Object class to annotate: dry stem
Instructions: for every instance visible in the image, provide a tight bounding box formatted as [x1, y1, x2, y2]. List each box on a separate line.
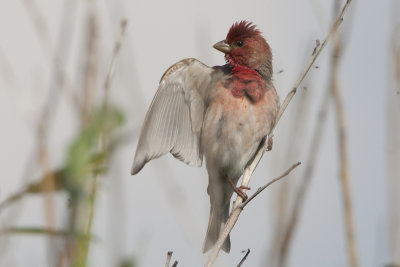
[388, 3, 400, 262]
[237, 249, 251, 267]
[82, 18, 128, 265]
[277, 87, 331, 267]
[275, 1, 356, 266]
[165, 251, 173, 267]
[242, 162, 301, 208]
[330, 1, 358, 264]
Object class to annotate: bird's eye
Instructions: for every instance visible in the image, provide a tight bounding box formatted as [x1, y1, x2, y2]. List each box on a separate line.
[236, 41, 244, 47]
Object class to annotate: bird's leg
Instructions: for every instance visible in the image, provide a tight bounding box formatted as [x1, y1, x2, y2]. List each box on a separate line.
[225, 175, 250, 201]
[267, 134, 274, 151]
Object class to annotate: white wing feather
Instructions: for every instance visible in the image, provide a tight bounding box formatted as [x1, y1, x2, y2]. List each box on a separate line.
[131, 58, 214, 175]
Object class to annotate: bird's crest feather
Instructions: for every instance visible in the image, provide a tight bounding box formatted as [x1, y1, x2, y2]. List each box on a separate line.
[226, 21, 261, 43]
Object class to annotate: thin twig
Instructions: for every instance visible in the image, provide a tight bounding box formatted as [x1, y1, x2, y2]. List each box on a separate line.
[332, 62, 359, 267]
[237, 249, 251, 267]
[81, 9, 99, 125]
[0, 1, 78, 263]
[0, 192, 24, 212]
[103, 18, 128, 108]
[85, 17, 127, 232]
[275, 1, 355, 266]
[277, 86, 331, 267]
[36, 0, 80, 237]
[330, 1, 358, 265]
[204, 1, 353, 265]
[274, 0, 352, 128]
[21, 0, 52, 54]
[270, 53, 314, 266]
[268, 46, 315, 264]
[165, 251, 173, 267]
[0, 48, 17, 88]
[0, 227, 96, 241]
[21, 0, 80, 115]
[68, 7, 100, 266]
[388, 3, 400, 263]
[83, 19, 128, 263]
[241, 162, 301, 208]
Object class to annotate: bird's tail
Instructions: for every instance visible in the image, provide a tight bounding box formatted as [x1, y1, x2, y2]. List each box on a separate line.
[202, 200, 230, 253]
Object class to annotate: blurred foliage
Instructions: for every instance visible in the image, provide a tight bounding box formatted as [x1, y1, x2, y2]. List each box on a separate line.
[64, 105, 124, 200]
[118, 259, 137, 267]
[0, 226, 97, 241]
[66, 106, 124, 180]
[64, 105, 125, 267]
[0, 105, 126, 267]
[0, 105, 125, 212]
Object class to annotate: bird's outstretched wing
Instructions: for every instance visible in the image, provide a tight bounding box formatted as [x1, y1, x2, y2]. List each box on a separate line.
[131, 58, 215, 175]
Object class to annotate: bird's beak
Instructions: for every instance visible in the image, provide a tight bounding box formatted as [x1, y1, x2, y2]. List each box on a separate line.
[213, 40, 231, 53]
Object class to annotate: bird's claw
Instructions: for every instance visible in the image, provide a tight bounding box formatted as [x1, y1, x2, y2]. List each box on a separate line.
[234, 187, 249, 201]
[235, 186, 249, 201]
[226, 176, 250, 201]
[238, 185, 250, 190]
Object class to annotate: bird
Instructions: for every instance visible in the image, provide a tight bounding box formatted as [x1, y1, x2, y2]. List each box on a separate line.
[131, 21, 279, 253]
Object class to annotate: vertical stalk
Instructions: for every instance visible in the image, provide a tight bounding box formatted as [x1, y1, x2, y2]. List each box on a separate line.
[330, 1, 359, 266]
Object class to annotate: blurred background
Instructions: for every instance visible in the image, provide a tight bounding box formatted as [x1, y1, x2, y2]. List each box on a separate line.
[0, 0, 399, 266]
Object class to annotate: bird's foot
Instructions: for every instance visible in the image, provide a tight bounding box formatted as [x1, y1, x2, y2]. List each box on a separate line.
[225, 176, 250, 201]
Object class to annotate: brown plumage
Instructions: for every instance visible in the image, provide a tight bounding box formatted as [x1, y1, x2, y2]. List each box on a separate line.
[131, 21, 279, 253]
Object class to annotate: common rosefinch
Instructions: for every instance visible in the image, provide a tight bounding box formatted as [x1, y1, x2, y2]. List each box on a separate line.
[131, 21, 279, 253]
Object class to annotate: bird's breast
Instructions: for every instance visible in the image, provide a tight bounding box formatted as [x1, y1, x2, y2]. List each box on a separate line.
[201, 81, 278, 178]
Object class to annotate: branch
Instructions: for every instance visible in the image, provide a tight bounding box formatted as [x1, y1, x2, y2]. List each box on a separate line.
[165, 251, 173, 267]
[276, 1, 355, 266]
[86, 18, 128, 231]
[241, 162, 301, 208]
[204, 0, 353, 265]
[274, 0, 352, 128]
[103, 18, 128, 108]
[83, 19, 128, 264]
[237, 249, 251, 267]
[277, 83, 331, 267]
[0, 227, 97, 241]
[330, 1, 358, 265]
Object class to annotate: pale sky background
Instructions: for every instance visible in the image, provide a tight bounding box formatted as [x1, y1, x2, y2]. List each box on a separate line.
[0, 0, 397, 266]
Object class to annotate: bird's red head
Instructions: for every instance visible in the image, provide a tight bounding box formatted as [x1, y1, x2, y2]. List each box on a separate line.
[214, 21, 272, 76]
